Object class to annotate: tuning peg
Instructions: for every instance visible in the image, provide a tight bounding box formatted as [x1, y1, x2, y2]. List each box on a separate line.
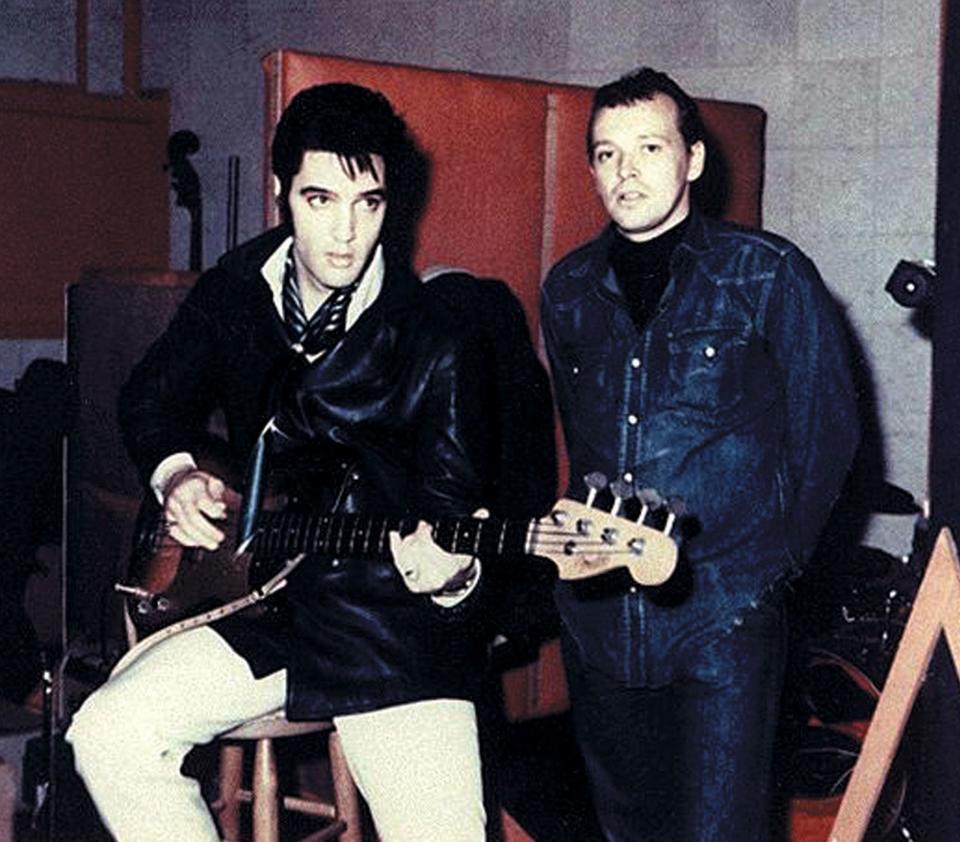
[634, 486, 662, 523]
[609, 477, 634, 517]
[664, 496, 686, 536]
[584, 471, 608, 508]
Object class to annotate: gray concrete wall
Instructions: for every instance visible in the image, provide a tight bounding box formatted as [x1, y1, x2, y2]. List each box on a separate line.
[0, 0, 940, 553]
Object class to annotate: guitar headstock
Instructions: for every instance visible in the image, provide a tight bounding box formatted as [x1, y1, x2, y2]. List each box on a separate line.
[532, 473, 681, 586]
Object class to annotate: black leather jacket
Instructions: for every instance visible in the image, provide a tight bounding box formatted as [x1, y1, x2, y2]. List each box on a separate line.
[119, 226, 555, 718]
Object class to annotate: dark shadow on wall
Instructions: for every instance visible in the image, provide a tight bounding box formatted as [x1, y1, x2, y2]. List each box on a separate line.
[693, 127, 732, 221]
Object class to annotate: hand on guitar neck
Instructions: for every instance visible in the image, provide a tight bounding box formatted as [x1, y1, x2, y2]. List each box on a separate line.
[389, 512, 489, 595]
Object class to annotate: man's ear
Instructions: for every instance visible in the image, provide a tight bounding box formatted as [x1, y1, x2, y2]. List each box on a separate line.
[687, 140, 706, 183]
[272, 175, 282, 198]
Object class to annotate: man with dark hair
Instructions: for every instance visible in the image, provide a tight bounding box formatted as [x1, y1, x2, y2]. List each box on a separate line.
[67, 82, 554, 841]
[540, 67, 859, 840]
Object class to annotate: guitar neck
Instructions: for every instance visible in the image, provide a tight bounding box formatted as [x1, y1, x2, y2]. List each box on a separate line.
[251, 511, 534, 560]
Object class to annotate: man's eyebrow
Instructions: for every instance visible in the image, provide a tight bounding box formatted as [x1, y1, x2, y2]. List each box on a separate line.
[297, 186, 386, 198]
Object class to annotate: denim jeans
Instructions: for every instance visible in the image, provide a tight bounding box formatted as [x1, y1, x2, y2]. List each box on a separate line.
[562, 598, 787, 842]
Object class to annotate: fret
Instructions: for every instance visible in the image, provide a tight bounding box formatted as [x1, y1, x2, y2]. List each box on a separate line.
[451, 518, 462, 554]
[333, 515, 345, 556]
[316, 515, 331, 554]
[317, 515, 333, 553]
[305, 514, 319, 556]
[281, 511, 295, 555]
[362, 516, 373, 555]
[290, 512, 303, 554]
[271, 511, 284, 555]
[377, 518, 389, 555]
[346, 516, 360, 555]
[472, 519, 482, 556]
[497, 519, 508, 556]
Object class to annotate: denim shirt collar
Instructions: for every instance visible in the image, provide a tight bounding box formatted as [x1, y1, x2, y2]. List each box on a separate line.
[595, 205, 713, 304]
[593, 202, 713, 292]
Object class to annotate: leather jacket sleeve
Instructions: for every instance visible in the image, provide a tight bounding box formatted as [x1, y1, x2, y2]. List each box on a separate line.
[118, 270, 227, 487]
[409, 324, 495, 518]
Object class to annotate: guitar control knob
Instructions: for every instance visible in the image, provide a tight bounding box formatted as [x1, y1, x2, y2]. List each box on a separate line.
[154, 597, 171, 613]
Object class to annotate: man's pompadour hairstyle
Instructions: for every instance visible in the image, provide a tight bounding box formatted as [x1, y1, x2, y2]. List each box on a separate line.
[271, 83, 411, 225]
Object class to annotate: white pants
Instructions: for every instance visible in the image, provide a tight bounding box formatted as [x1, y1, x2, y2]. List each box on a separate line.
[66, 627, 485, 841]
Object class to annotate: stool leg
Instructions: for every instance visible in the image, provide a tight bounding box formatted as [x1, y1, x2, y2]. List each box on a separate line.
[252, 737, 280, 842]
[218, 743, 244, 841]
[329, 731, 363, 842]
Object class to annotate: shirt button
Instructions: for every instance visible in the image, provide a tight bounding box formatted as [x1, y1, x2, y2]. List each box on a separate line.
[623, 472, 634, 483]
[629, 586, 638, 594]
[630, 357, 641, 369]
[627, 414, 639, 425]
[704, 345, 717, 359]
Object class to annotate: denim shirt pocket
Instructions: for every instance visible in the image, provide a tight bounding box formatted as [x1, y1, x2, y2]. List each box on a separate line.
[663, 324, 770, 424]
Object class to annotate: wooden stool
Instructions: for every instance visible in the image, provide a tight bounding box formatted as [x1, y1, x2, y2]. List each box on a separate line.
[215, 710, 362, 842]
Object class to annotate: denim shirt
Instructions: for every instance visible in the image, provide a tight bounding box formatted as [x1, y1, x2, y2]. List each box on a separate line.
[540, 210, 859, 686]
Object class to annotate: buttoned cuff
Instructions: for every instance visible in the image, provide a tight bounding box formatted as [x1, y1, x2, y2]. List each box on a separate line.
[150, 452, 197, 503]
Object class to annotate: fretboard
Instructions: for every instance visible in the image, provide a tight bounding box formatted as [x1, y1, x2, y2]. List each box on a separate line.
[251, 511, 535, 560]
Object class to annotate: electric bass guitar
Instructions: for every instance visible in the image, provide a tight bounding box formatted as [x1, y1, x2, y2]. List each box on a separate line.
[118, 476, 683, 640]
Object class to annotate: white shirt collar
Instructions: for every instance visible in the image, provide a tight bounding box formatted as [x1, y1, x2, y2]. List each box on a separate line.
[260, 235, 384, 332]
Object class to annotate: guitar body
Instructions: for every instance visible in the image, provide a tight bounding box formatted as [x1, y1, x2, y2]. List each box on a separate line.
[121, 447, 356, 638]
[124, 497, 262, 637]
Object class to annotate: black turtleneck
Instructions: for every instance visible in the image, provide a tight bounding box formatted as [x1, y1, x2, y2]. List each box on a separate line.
[609, 216, 689, 334]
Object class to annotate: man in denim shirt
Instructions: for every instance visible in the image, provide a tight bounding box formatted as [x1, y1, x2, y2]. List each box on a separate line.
[541, 68, 859, 841]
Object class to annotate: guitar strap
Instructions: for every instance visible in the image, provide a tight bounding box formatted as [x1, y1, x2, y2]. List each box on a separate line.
[111, 553, 307, 679]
